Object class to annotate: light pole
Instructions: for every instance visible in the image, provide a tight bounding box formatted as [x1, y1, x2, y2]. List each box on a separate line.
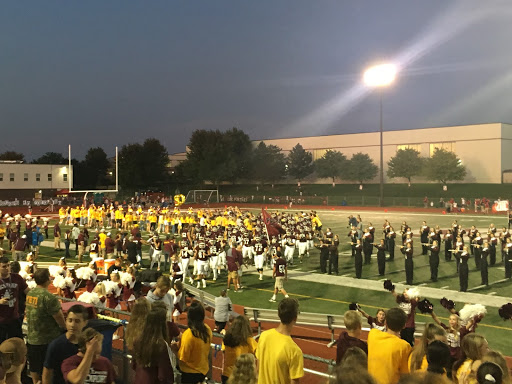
[363, 63, 397, 206]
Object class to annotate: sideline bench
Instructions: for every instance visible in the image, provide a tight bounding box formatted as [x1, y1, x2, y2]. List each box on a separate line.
[183, 283, 217, 314]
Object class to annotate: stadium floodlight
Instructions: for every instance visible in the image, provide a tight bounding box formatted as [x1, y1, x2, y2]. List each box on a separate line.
[363, 63, 397, 206]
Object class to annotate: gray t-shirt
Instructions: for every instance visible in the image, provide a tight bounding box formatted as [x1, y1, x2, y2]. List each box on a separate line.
[214, 296, 232, 322]
[146, 289, 174, 320]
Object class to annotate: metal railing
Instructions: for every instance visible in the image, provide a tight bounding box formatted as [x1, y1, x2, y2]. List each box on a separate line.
[56, 296, 335, 383]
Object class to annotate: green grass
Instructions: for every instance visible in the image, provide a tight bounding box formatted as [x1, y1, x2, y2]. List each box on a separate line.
[34, 210, 512, 355]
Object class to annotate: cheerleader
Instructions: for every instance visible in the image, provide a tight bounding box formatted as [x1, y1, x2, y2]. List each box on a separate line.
[105, 273, 123, 311]
[77, 283, 107, 311]
[121, 267, 136, 311]
[49, 257, 67, 279]
[76, 263, 97, 293]
[53, 271, 75, 299]
[61, 269, 77, 300]
[430, 310, 461, 363]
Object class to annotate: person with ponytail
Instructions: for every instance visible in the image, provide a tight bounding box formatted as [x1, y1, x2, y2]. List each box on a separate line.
[175, 301, 212, 384]
[409, 323, 447, 372]
[476, 362, 503, 384]
[453, 333, 489, 383]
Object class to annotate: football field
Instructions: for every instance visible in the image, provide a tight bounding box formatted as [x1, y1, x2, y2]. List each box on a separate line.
[34, 207, 512, 356]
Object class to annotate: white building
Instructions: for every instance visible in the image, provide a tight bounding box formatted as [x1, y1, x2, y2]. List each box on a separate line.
[0, 162, 72, 199]
[169, 122, 512, 184]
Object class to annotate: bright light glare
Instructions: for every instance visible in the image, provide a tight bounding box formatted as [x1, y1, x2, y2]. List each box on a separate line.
[363, 64, 397, 87]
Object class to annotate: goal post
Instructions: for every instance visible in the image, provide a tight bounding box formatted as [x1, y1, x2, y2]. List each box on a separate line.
[184, 190, 219, 204]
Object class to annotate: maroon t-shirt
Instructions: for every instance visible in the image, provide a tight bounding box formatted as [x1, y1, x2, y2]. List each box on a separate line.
[274, 258, 287, 277]
[0, 273, 28, 324]
[105, 238, 115, 254]
[61, 355, 116, 383]
[226, 248, 239, 272]
[336, 331, 368, 364]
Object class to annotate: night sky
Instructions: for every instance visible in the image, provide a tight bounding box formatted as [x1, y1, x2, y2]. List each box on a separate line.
[2, 1, 512, 160]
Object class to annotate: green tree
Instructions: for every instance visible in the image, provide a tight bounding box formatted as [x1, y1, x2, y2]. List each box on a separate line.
[423, 148, 466, 184]
[344, 153, 378, 185]
[286, 144, 314, 183]
[78, 147, 110, 189]
[251, 142, 287, 185]
[181, 128, 253, 185]
[119, 143, 144, 189]
[31, 152, 67, 164]
[314, 150, 347, 186]
[0, 151, 24, 162]
[387, 148, 424, 186]
[140, 138, 170, 187]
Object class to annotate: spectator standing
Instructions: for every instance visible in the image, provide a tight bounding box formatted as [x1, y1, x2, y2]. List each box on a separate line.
[222, 316, 257, 384]
[61, 328, 116, 384]
[42, 304, 89, 384]
[125, 298, 151, 352]
[367, 307, 411, 384]
[256, 298, 304, 384]
[146, 276, 175, 320]
[0, 256, 28, 344]
[175, 301, 212, 384]
[71, 224, 80, 256]
[53, 222, 61, 251]
[214, 289, 233, 333]
[336, 310, 368, 364]
[132, 306, 173, 384]
[26, 269, 66, 384]
[13, 234, 28, 262]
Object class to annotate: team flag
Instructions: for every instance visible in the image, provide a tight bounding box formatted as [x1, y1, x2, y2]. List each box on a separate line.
[261, 208, 285, 237]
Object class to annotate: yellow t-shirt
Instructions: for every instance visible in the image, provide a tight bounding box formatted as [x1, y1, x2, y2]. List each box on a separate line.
[178, 325, 212, 375]
[222, 337, 258, 378]
[99, 233, 107, 248]
[256, 328, 304, 384]
[368, 328, 411, 384]
[408, 354, 428, 372]
[0, 227, 5, 237]
[456, 359, 478, 384]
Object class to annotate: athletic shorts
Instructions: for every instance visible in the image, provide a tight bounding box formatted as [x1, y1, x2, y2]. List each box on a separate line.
[27, 343, 49, 374]
[228, 271, 238, 279]
[275, 276, 285, 290]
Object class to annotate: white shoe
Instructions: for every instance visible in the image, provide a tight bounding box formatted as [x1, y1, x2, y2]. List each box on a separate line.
[269, 298, 276, 302]
[259, 276, 263, 281]
[203, 283, 206, 288]
[213, 278, 217, 281]
[197, 282, 201, 289]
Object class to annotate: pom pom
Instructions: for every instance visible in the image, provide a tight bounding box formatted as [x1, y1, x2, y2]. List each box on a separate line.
[19, 270, 28, 280]
[498, 303, 512, 320]
[53, 275, 71, 289]
[25, 214, 31, 219]
[76, 267, 94, 280]
[77, 291, 101, 306]
[417, 298, 434, 314]
[405, 287, 420, 300]
[102, 280, 118, 295]
[27, 280, 37, 289]
[383, 280, 395, 292]
[440, 297, 455, 310]
[119, 272, 133, 286]
[459, 304, 487, 323]
[349, 302, 360, 311]
[49, 265, 64, 278]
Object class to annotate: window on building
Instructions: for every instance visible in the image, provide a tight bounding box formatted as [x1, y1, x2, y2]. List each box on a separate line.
[396, 144, 421, 153]
[24, 173, 28, 182]
[312, 149, 328, 161]
[48, 173, 52, 182]
[0, 173, 3, 182]
[63, 174, 68, 182]
[9, 173, 14, 182]
[36, 173, 40, 182]
[429, 142, 455, 157]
